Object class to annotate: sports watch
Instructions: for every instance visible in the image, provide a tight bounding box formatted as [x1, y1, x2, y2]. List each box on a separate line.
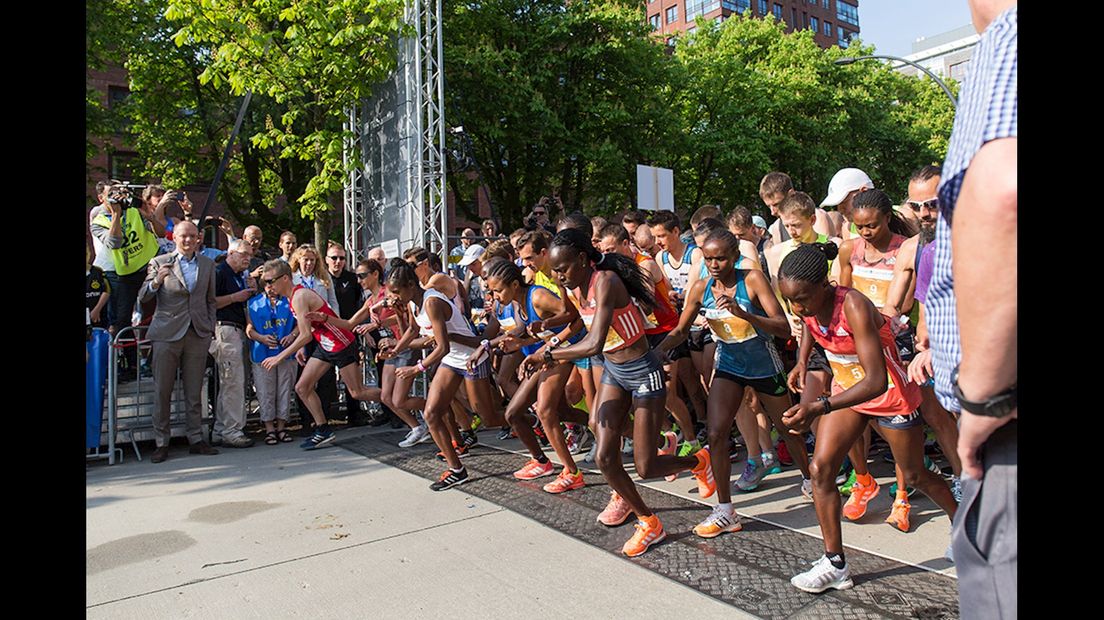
[951, 365, 1017, 418]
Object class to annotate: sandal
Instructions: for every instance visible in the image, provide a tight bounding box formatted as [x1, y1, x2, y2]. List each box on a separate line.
[264, 432, 279, 445]
[277, 430, 294, 443]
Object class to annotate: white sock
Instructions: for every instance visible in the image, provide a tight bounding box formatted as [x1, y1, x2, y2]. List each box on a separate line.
[718, 502, 733, 513]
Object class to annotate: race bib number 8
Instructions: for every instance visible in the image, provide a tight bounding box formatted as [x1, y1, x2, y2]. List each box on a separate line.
[825, 351, 895, 390]
[703, 308, 756, 344]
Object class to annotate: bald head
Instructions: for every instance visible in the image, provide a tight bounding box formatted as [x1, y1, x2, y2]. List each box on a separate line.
[368, 247, 387, 270]
[174, 220, 200, 256]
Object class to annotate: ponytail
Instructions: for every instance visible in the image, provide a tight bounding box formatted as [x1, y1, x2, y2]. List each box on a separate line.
[550, 228, 655, 310]
[853, 189, 913, 237]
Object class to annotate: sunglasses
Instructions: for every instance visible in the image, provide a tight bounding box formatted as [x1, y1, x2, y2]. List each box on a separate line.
[355, 272, 371, 279]
[905, 198, 939, 212]
[327, 255, 346, 261]
[261, 274, 287, 286]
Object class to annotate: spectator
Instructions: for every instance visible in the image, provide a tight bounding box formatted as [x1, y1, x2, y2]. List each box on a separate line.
[459, 244, 487, 312]
[246, 276, 298, 444]
[290, 244, 339, 312]
[326, 241, 368, 426]
[86, 243, 109, 331]
[238, 225, 272, 276]
[481, 219, 501, 241]
[278, 231, 297, 262]
[449, 228, 477, 281]
[368, 246, 388, 273]
[89, 181, 120, 327]
[90, 180, 165, 381]
[210, 238, 257, 448]
[138, 220, 219, 463]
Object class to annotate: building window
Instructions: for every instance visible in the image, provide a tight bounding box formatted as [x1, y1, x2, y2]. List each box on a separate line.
[773, 3, 782, 20]
[666, 6, 678, 24]
[792, 8, 799, 28]
[810, 16, 819, 32]
[109, 151, 140, 182]
[823, 0, 830, 8]
[824, 20, 833, 37]
[836, 1, 859, 27]
[838, 28, 853, 48]
[649, 13, 660, 29]
[729, 0, 750, 13]
[757, 0, 767, 15]
[107, 86, 129, 110]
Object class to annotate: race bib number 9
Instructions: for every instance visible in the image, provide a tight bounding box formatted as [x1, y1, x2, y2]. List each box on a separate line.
[851, 267, 893, 309]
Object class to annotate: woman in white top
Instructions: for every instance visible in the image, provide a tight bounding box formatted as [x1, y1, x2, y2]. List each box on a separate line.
[290, 244, 339, 312]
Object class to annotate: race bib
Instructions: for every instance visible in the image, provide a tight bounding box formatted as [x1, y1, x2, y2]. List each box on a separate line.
[498, 316, 517, 331]
[825, 351, 895, 390]
[581, 313, 624, 351]
[703, 308, 756, 344]
[851, 266, 893, 309]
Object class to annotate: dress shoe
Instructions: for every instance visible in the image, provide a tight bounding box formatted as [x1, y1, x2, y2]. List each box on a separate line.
[189, 442, 219, 455]
[150, 446, 170, 463]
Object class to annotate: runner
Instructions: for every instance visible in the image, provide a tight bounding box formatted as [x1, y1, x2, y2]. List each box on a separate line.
[777, 243, 957, 593]
[258, 259, 382, 450]
[760, 171, 835, 244]
[470, 259, 591, 493]
[819, 167, 876, 242]
[658, 229, 810, 537]
[536, 228, 716, 557]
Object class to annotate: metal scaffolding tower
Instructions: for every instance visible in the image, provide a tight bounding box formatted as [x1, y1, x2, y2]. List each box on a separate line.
[343, 0, 447, 262]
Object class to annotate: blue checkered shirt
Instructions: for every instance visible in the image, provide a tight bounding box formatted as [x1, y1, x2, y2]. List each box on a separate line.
[927, 7, 1017, 412]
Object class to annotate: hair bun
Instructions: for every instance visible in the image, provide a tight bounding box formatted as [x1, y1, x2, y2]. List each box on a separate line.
[816, 242, 839, 261]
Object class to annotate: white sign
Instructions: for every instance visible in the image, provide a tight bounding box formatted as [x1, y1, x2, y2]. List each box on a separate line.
[379, 239, 400, 261]
[636, 164, 674, 212]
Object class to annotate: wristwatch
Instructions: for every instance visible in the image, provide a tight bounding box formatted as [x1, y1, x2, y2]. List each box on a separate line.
[816, 395, 832, 416]
[951, 365, 1017, 418]
[549, 335, 561, 347]
[543, 348, 555, 365]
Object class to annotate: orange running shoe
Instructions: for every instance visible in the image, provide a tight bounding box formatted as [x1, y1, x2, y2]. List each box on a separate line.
[435, 440, 469, 462]
[543, 468, 585, 494]
[597, 492, 633, 526]
[691, 448, 717, 499]
[513, 458, 555, 480]
[659, 431, 680, 482]
[842, 476, 880, 521]
[885, 499, 911, 532]
[693, 505, 743, 538]
[622, 515, 666, 557]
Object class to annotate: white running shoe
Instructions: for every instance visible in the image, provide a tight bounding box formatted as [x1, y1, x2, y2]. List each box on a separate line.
[790, 555, 854, 593]
[399, 424, 430, 448]
[800, 478, 814, 500]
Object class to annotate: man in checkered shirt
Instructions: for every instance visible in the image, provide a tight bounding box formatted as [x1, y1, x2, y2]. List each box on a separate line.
[925, 2, 1016, 617]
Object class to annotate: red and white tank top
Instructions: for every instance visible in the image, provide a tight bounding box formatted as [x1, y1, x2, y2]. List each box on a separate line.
[568, 269, 646, 353]
[291, 285, 356, 353]
[803, 287, 919, 417]
[635, 253, 679, 335]
[849, 234, 905, 310]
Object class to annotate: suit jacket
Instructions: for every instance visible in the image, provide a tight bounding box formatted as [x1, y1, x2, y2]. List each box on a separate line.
[139, 252, 218, 342]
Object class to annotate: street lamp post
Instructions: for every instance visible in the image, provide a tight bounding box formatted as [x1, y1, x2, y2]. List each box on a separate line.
[835, 55, 958, 108]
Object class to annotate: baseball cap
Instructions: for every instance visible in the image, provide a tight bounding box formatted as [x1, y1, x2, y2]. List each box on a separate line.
[458, 244, 486, 267]
[751, 215, 768, 229]
[821, 168, 874, 207]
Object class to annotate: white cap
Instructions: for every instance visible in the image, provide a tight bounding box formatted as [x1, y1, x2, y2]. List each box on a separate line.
[751, 215, 768, 229]
[458, 244, 486, 267]
[821, 168, 874, 207]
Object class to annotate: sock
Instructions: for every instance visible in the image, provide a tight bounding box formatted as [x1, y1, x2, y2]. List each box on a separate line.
[826, 551, 846, 569]
[534, 454, 549, 464]
[718, 502, 733, 513]
[855, 472, 874, 487]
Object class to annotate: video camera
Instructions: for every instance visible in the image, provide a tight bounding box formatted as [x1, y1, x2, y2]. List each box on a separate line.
[105, 182, 146, 211]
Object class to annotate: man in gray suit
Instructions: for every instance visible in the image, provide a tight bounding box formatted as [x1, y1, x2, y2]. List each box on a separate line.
[139, 220, 220, 463]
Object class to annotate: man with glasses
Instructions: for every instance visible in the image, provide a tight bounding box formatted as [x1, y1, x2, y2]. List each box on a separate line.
[326, 241, 369, 426]
[210, 239, 258, 448]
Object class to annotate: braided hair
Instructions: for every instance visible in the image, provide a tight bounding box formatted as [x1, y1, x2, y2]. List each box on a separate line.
[483, 257, 525, 288]
[852, 189, 913, 237]
[550, 228, 655, 310]
[778, 243, 839, 284]
[387, 258, 420, 289]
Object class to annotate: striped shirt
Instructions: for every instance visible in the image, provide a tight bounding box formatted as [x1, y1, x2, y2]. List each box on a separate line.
[927, 7, 1017, 412]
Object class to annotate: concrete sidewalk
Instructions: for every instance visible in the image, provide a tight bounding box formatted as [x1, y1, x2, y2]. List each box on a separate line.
[86, 426, 749, 619]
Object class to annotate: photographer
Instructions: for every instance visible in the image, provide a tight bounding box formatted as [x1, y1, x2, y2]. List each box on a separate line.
[90, 181, 163, 381]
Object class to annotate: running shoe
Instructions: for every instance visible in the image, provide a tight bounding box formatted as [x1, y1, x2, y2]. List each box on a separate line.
[889, 481, 917, 498]
[695, 423, 709, 446]
[776, 439, 794, 466]
[889, 457, 941, 496]
[300, 427, 336, 450]
[461, 429, 479, 450]
[435, 440, 469, 461]
[951, 476, 962, 504]
[790, 555, 853, 593]
[882, 451, 896, 464]
[597, 492, 633, 526]
[533, 419, 550, 447]
[659, 431, 679, 482]
[693, 505, 742, 538]
[677, 440, 702, 458]
[838, 469, 857, 495]
[398, 424, 430, 448]
[885, 499, 911, 532]
[583, 441, 597, 463]
[622, 516, 666, 557]
[691, 448, 717, 498]
[728, 438, 741, 463]
[513, 458, 555, 480]
[470, 413, 483, 432]
[800, 477, 814, 500]
[566, 425, 592, 455]
[763, 451, 782, 475]
[497, 426, 513, 441]
[542, 468, 584, 494]
[842, 477, 879, 521]
[429, 468, 469, 491]
[621, 437, 634, 456]
[735, 458, 766, 492]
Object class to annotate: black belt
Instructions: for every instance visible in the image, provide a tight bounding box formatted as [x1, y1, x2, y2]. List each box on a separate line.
[217, 321, 245, 330]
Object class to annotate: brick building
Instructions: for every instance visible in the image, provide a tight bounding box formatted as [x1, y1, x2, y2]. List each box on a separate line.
[646, 0, 860, 49]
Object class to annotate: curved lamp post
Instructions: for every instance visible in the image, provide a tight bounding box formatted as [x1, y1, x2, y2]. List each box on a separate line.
[835, 55, 958, 108]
